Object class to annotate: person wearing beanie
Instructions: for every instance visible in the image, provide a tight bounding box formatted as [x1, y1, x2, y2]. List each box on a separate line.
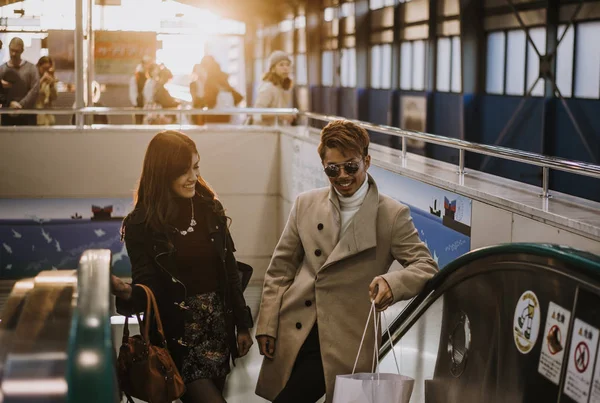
[253, 50, 294, 125]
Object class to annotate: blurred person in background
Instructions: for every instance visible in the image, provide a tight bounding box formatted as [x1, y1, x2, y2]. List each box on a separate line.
[129, 55, 154, 124]
[253, 50, 294, 126]
[189, 55, 243, 125]
[144, 64, 179, 125]
[70, 81, 108, 125]
[0, 40, 6, 108]
[0, 37, 39, 126]
[35, 56, 57, 126]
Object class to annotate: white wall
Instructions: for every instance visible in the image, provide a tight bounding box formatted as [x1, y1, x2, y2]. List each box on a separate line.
[2, 126, 599, 281]
[278, 130, 328, 234]
[0, 127, 281, 282]
[471, 201, 600, 254]
[277, 130, 600, 256]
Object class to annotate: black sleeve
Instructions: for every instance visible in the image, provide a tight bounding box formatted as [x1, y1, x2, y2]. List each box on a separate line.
[156, 87, 179, 108]
[0, 82, 6, 107]
[224, 232, 254, 330]
[214, 199, 253, 330]
[115, 220, 165, 316]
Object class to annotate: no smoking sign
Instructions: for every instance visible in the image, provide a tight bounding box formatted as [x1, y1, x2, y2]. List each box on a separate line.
[564, 318, 599, 403]
[574, 342, 590, 373]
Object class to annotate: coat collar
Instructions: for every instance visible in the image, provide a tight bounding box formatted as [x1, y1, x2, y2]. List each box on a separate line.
[323, 174, 379, 268]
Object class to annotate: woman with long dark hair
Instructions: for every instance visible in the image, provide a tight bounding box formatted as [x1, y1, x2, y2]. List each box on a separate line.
[111, 130, 254, 402]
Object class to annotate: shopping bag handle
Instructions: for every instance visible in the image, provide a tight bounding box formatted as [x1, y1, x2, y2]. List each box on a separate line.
[352, 301, 401, 376]
[381, 308, 401, 374]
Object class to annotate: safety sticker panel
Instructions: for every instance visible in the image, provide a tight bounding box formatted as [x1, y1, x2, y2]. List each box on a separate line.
[538, 301, 571, 385]
[513, 290, 541, 354]
[564, 318, 599, 403]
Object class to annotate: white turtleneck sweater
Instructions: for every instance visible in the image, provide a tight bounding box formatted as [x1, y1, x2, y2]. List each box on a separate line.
[335, 177, 370, 237]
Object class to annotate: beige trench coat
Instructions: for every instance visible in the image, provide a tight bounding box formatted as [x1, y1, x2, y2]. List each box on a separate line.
[253, 81, 292, 125]
[255, 175, 439, 402]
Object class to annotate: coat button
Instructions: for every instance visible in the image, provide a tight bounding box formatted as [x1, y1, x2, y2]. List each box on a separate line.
[296, 322, 302, 330]
[315, 249, 322, 257]
[305, 300, 312, 307]
[171, 277, 177, 283]
[317, 223, 323, 230]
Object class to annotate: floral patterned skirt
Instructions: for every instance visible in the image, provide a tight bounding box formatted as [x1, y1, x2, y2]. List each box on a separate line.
[181, 291, 231, 384]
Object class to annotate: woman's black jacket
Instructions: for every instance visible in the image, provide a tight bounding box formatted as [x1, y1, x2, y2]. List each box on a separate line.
[115, 193, 253, 370]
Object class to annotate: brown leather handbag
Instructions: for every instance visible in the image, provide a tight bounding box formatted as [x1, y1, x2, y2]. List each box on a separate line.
[117, 284, 186, 403]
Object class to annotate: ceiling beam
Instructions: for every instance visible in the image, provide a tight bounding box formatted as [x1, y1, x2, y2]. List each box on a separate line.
[0, 0, 24, 6]
[174, 0, 295, 23]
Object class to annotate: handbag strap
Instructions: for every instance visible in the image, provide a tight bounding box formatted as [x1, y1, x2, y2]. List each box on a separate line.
[135, 284, 168, 345]
[122, 315, 130, 343]
[133, 284, 153, 341]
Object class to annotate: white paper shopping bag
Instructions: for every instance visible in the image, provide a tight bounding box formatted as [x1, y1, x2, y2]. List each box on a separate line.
[333, 373, 414, 403]
[332, 301, 414, 403]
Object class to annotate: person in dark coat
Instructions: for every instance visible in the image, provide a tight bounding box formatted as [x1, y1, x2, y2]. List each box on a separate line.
[110, 130, 254, 403]
[189, 55, 243, 125]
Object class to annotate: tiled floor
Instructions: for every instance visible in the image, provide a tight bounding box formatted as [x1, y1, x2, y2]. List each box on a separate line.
[223, 284, 270, 402]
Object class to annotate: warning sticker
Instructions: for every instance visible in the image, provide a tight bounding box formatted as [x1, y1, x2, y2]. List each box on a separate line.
[564, 318, 599, 403]
[538, 302, 571, 384]
[513, 290, 541, 354]
[590, 345, 600, 403]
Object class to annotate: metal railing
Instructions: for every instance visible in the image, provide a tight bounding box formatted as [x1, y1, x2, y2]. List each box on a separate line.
[1, 107, 599, 198]
[0, 106, 297, 116]
[66, 249, 118, 403]
[302, 112, 600, 199]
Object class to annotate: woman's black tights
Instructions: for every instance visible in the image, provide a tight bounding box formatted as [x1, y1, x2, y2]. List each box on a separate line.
[180, 377, 227, 403]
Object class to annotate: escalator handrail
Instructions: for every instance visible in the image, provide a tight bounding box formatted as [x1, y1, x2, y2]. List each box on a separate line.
[66, 249, 118, 403]
[379, 243, 600, 358]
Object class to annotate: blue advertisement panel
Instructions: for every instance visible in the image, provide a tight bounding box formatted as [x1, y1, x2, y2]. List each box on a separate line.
[0, 198, 133, 279]
[0, 166, 471, 278]
[370, 165, 471, 268]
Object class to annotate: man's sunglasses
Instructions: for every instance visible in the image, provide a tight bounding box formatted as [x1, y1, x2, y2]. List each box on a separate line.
[323, 161, 361, 178]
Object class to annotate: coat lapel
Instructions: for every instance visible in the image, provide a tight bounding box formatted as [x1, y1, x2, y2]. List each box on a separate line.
[321, 175, 379, 269]
[324, 188, 342, 248]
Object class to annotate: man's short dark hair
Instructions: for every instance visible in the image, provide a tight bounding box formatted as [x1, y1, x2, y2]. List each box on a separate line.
[318, 120, 370, 161]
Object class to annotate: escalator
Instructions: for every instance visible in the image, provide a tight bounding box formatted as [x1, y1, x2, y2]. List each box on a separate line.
[0, 250, 118, 403]
[1, 244, 599, 402]
[378, 244, 600, 403]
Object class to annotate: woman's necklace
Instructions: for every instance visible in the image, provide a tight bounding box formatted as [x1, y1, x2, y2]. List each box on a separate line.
[175, 198, 197, 236]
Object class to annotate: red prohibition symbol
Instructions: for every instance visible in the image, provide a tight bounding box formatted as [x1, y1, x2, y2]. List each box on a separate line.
[574, 342, 589, 373]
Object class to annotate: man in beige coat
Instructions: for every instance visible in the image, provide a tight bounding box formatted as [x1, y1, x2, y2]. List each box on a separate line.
[255, 120, 439, 403]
